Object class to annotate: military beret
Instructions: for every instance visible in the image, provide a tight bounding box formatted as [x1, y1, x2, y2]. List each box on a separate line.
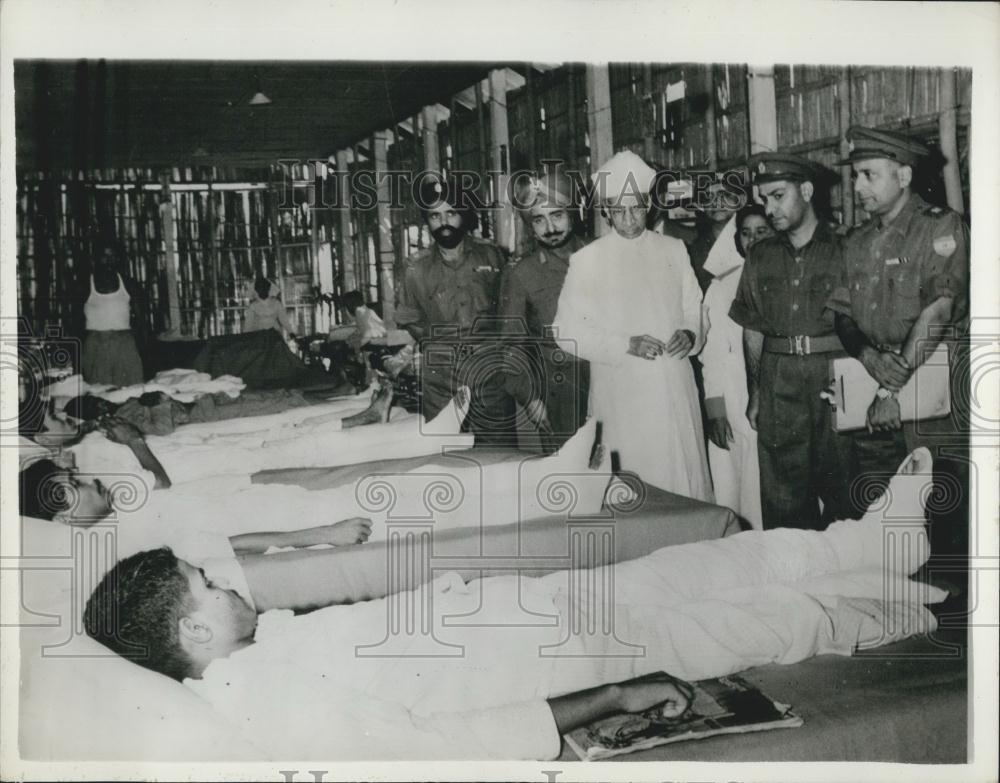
[748, 152, 827, 184]
[838, 125, 930, 166]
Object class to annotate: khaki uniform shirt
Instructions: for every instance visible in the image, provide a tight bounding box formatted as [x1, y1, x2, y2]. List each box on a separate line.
[729, 221, 845, 338]
[826, 193, 969, 348]
[499, 234, 587, 337]
[395, 238, 505, 335]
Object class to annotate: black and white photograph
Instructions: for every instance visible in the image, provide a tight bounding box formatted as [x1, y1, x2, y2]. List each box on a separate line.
[1, 1, 997, 781]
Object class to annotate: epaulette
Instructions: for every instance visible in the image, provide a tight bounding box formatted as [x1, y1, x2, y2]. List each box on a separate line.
[922, 204, 951, 218]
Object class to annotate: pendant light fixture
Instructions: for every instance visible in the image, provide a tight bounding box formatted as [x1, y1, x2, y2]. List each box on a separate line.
[248, 72, 272, 106]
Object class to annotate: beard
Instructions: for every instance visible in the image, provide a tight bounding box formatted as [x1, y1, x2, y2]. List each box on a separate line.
[537, 230, 573, 249]
[432, 225, 466, 249]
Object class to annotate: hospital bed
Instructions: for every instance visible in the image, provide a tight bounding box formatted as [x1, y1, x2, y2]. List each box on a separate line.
[15, 473, 966, 763]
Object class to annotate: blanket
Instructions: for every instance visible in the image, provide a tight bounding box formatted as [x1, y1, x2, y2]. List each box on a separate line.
[192, 329, 346, 392]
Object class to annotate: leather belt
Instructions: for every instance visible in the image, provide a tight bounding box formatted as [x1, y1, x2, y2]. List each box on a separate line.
[762, 334, 843, 356]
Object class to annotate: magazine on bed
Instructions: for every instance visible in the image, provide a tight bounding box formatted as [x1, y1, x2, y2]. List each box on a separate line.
[564, 673, 803, 761]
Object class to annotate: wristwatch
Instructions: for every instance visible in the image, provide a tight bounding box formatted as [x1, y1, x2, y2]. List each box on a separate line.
[875, 386, 897, 400]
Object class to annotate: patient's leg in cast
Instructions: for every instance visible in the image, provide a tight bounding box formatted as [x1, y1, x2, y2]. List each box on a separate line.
[548, 449, 934, 613]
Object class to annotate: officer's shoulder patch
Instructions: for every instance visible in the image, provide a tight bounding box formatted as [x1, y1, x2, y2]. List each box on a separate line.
[933, 234, 957, 257]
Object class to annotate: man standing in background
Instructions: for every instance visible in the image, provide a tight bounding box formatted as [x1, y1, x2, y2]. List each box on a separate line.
[500, 171, 590, 452]
[396, 176, 514, 445]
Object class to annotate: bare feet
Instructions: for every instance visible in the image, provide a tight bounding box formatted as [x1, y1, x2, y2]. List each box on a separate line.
[341, 382, 394, 429]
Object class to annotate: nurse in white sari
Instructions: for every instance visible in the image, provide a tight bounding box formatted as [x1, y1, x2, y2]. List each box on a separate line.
[701, 205, 774, 528]
[552, 151, 711, 500]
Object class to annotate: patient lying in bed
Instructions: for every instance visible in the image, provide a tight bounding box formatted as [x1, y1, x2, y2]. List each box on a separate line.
[68, 382, 471, 486]
[83, 450, 944, 760]
[24, 381, 471, 494]
[20, 413, 609, 556]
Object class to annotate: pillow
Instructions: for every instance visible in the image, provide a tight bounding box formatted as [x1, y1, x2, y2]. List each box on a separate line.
[15, 516, 263, 761]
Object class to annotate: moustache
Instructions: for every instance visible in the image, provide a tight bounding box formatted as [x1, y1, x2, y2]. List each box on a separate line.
[432, 224, 466, 248]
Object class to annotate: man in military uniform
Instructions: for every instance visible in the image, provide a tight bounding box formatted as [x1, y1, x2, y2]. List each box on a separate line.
[499, 172, 589, 452]
[395, 176, 515, 445]
[828, 126, 970, 556]
[729, 153, 856, 530]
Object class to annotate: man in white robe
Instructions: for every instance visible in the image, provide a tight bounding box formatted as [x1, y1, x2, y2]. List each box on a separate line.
[552, 151, 711, 500]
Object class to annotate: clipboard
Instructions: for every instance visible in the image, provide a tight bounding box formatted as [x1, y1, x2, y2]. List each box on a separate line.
[828, 343, 951, 431]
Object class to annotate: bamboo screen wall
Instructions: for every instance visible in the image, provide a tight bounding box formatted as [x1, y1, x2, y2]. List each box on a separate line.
[773, 66, 972, 222]
[606, 63, 751, 172]
[17, 173, 171, 337]
[16, 166, 334, 339]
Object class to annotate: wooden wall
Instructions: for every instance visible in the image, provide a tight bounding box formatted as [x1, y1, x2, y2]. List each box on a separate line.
[16, 63, 973, 337]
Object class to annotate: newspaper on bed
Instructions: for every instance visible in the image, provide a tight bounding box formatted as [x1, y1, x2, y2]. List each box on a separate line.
[564, 673, 803, 761]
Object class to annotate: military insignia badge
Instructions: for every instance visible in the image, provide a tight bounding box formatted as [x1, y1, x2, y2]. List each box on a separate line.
[757, 161, 766, 174]
[847, 139, 855, 153]
[933, 235, 957, 256]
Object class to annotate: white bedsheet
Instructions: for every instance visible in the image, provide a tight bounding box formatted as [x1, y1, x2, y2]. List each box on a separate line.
[16, 450, 944, 762]
[48, 369, 246, 404]
[71, 389, 473, 487]
[187, 492, 944, 759]
[101, 419, 609, 567]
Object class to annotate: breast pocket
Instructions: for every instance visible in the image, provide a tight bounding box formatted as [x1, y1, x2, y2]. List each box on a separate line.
[530, 282, 564, 324]
[808, 274, 838, 320]
[886, 264, 922, 322]
[759, 275, 791, 328]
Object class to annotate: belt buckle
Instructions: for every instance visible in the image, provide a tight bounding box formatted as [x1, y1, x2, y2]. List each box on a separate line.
[792, 335, 810, 356]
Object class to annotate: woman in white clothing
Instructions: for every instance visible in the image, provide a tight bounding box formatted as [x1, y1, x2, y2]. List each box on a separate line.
[701, 204, 774, 528]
